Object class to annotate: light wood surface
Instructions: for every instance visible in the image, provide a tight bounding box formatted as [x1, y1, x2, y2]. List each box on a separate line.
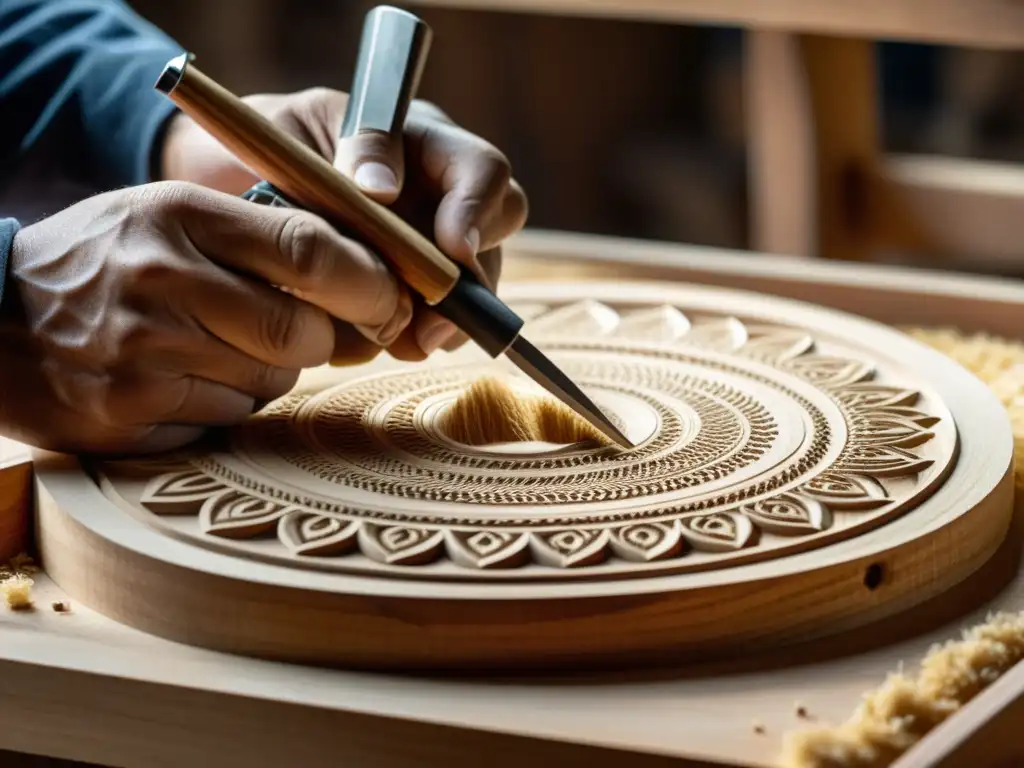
[744, 31, 814, 257]
[4, 234, 1024, 767]
[404, 0, 1024, 50]
[34, 281, 1014, 671]
[0, 437, 31, 563]
[873, 154, 1024, 269]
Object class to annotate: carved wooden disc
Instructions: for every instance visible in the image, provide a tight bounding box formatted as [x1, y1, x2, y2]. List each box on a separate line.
[36, 282, 1015, 671]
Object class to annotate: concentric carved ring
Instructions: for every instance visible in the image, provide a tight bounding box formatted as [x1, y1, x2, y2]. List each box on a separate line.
[94, 297, 958, 582]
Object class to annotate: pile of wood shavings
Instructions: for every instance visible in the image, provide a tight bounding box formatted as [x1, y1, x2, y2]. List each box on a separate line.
[780, 326, 1024, 767]
[0, 552, 37, 610]
[779, 611, 1024, 767]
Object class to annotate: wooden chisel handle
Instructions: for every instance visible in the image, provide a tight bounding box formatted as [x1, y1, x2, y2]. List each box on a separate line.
[155, 53, 460, 306]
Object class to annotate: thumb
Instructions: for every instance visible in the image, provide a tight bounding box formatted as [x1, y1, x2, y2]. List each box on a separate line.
[334, 130, 405, 205]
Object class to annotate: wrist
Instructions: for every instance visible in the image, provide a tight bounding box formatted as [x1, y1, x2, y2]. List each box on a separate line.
[0, 219, 21, 320]
[156, 111, 189, 182]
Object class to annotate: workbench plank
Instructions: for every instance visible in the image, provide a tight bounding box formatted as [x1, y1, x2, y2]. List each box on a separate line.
[405, 0, 1024, 50]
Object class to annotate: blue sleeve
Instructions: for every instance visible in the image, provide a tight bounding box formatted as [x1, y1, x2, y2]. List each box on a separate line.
[0, 217, 19, 313]
[0, 0, 183, 191]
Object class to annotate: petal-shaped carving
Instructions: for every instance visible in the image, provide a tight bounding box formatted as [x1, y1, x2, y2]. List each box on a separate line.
[445, 530, 532, 569]
[787, 356, 874, 387]
[279, 512, 360, 556]
[742, 328, 815, 363]
[800, 472, 891, 511]
[199, 490, 289, 539]
[359, 524, 444, 566]
[140, 470, 228, 515]
[682, 317, 748, 351]
[869, 406, 940, 428]
[740, 493, 832, 536]
[680, 513, 756, 552]
[837, 445, 934, 478]
[610, 521, 685, 562]
[531, 529, 610, 568]
[616, 306, 691, 343]
[853, 416, 935, 449]
[834, 384, 920, 410]
[526, 300, 620, 337]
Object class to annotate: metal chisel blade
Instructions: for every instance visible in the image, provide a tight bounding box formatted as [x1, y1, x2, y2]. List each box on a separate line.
[504, 336, 635, 449]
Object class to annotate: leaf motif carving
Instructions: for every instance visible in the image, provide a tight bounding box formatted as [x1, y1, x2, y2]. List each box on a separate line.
[838, 445, 934, 477]
[679, 513, 756, 552]
[199, 490, 289, 539]
[610, 521, 685, 562]
[445, 530, 532, 569]
[853, 415, 935, 449]
[869, 406, 940, 428]
[616, 306, 691, 342]
[279, 512, 360, 556]
[835, 384, 920, 410]
[525, 300, 620, 337]
[741, 329, 815, 363]
[800, 472, 891, 511]
[531, 529, 610, 568]
[140, 470, 228, 515]
[787, 356, 874, 387]
[740, 493, 832, 536]
[682, 317, 748, 351]
[359, 524, 444, 566]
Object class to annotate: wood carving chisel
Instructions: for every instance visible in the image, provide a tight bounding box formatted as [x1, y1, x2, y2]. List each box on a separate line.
[152, 15, 633, 449]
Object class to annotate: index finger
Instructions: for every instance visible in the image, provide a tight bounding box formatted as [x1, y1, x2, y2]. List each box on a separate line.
[158, 182, 411, 343]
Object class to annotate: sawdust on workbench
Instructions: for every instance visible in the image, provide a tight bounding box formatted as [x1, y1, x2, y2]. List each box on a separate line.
[0, 552, 37, 610]
[779, 327, 1024, 767]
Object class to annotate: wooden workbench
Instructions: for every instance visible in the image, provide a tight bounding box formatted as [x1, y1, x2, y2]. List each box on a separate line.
[2, 231, 1024, 767]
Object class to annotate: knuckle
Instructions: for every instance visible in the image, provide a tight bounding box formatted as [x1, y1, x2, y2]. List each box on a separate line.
[260, 301, 306, 355]
[251, 365, 298, 400]
[118, 252, 179, 292]
[135, 180, 201, 215]
[298, 86, 336, 105]
[506, 182, 530, 228]
[486, 148, 513, 180]
[279, 213, 331, 284]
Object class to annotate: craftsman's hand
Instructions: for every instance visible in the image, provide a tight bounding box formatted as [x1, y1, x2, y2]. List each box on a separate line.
[159, 88, 528, 362]
[0, 182, 411, 454]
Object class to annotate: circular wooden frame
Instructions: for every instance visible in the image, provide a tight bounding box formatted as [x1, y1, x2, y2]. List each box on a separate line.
[36, 281, 1015, 671]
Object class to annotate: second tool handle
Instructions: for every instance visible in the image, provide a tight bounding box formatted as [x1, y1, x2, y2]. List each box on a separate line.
[156, 54, 460, 305]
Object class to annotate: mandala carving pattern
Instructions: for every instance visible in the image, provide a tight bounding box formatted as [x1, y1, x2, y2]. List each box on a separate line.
[93, 300, 955, 581]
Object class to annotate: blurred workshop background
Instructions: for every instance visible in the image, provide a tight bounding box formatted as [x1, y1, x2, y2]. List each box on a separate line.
[128, 0, 1024, 276]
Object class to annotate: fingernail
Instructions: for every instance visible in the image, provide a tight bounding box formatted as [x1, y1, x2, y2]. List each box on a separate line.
[416, 319, 457, 356]
[354, 162, 398, 194]
[376, 290, 413, 346]
[465, 227, 480, 256]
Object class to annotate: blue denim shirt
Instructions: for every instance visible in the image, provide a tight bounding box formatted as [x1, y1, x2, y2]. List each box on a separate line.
[0, 0, 181, 312]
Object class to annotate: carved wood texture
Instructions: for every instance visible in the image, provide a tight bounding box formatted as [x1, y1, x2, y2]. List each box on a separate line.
[93, 296, 956, 580]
